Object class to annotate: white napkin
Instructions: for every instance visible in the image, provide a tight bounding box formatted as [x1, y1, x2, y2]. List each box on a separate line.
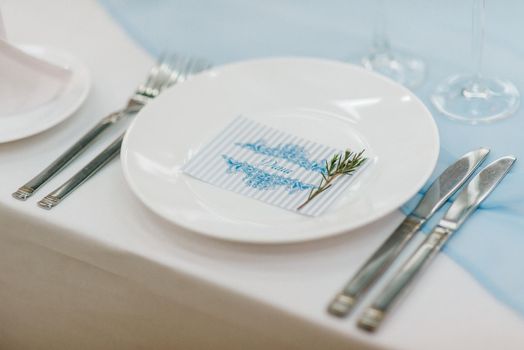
[0, 10, 72, 116]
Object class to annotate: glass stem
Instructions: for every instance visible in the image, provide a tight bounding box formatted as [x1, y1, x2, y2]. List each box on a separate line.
[471, 0, 485, 90]
[372, 0, 390, 54]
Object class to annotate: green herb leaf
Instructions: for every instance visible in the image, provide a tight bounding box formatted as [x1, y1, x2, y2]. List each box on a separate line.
[297, 149, 366, 211]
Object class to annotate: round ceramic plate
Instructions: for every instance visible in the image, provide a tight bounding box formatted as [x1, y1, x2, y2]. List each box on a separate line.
[0, 45, 90, 143]
[121, 58, 439, 244]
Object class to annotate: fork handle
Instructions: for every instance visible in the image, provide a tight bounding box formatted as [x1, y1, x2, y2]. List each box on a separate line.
[12, 111, 125, 200]
[37, 133, 124, 209]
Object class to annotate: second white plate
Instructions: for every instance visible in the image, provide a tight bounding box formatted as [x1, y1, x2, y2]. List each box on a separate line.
[121, 57, 439, 243]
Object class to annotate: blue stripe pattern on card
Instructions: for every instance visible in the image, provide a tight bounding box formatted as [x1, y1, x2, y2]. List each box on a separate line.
[182, 116, 364, 216]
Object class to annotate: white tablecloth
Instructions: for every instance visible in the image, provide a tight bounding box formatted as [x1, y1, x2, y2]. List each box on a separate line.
[1, 1, 523, 349]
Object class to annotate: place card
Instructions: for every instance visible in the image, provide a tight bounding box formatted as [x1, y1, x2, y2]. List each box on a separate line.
[182, 116, 366, 216]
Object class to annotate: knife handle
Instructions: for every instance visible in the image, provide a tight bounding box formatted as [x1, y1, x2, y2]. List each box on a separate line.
[327, 214, 424, 317]
[357, 225, 451, 332]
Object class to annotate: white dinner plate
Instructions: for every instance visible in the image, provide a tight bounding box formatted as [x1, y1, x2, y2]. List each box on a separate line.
[0, 45, 90, 143]
[121, 57, 439, 244]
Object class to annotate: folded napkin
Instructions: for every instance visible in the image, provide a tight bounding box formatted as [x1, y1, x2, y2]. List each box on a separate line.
[0, 10, 71, 116]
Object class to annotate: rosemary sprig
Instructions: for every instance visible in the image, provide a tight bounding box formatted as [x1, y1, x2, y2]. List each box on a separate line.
[297, 149, 366, 211]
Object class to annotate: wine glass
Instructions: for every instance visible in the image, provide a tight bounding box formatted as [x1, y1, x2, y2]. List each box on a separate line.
[361, 0, 426, 88]
[431, 0, 519, 124]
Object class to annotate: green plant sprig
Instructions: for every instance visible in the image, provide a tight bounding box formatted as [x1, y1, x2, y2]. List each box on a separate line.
[297, 149, 366, 211]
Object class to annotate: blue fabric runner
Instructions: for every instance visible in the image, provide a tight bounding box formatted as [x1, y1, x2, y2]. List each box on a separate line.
[98, 0, 524, 316]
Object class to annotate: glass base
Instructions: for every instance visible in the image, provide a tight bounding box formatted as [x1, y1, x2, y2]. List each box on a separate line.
[431, 75, 520, 124]
[361, 50, 426, 89]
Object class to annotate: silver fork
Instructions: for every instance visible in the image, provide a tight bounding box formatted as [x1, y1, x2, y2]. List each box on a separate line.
[12, 54, 199, 201]
[37, 57, 210, 209]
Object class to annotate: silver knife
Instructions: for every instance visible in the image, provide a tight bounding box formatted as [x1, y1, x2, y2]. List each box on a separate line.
[358, 155, 516, 332]
[327, 148, 490, 317]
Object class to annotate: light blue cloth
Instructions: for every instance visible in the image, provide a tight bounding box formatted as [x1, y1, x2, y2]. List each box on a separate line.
[98, 0, 524, 316]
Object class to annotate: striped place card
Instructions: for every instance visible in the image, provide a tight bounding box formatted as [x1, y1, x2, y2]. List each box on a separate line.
[182, 116, 365, 216]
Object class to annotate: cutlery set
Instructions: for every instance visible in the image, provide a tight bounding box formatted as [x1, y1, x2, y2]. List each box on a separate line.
[12, 55, 210, 208]
[10, 53, 515, 332]
[327, 148, 515, 331]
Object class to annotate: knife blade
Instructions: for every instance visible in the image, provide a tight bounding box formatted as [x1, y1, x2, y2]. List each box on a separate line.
[358, 156, 516, 332]
[327, 147, 490, 317]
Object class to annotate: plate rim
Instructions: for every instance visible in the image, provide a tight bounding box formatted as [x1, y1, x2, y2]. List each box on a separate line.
[121, 56, 440, 244]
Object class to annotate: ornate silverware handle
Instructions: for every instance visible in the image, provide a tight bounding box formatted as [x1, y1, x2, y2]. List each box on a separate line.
[327, 148, 490, 318]
[12, 111, 124, 200]
[328, 214, 423, 317]
[37, 133, 124, 209]
[358, 225, 450, 332]
[357, 156, 515, 333]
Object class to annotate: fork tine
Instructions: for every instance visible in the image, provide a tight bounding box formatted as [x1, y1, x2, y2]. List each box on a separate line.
[141, 53, 210, 94]
[141, 52, 183, 96]
[162, 55, 186, 87]
[153, 58, 176, 92]
[141, 53, 169, 90]
[178, 57, 195, 82]
[165, 55, 210, 88]
[193, 58, 212, 72]
[140, 53, 211, 97]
